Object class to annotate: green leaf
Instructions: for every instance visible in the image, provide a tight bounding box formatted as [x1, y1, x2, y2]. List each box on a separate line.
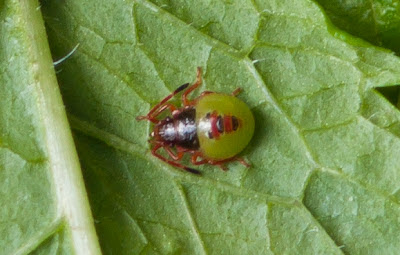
[0, 0, 100, 254]
[316, 0, 400, 54]
[39, 0, 400, 254]
[314, 0, 400, 108]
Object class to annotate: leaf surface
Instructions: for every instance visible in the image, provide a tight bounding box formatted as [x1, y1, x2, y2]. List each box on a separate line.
[0, 0, 100, 254]
[315, 0, 400, 54]
[314, 0, 400, 109]
[41, 0, 400, 254]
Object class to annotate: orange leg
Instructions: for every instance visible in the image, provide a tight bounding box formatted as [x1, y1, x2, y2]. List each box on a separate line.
[151, 143, 200, 175]
[235, 157, 251, 167]
[163, 146, 184, 161]
[207, 157, 251, 171]
[191, 152, 208, 165]
[189, 91, 215, 106]
[176, 145, 192, 153]
[136, 103, 177, 123]
[200, 91, 214, 97]
[136, 83, 189, 123]
[182, 67, 202, 106]
[191, 151, 251, 171]
[231, 88, 242, 97]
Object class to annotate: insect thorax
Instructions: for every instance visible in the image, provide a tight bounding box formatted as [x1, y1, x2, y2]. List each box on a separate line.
[157, 107, 199, 149]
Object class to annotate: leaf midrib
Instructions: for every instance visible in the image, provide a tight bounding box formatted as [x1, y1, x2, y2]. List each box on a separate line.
[19, 0, 101, 253]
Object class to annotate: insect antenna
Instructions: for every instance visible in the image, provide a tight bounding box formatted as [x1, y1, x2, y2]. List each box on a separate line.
[146, 83, 189, 116]
[136, 83, 189, 121]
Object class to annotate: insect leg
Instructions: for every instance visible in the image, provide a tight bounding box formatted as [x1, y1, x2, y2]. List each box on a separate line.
[136, 104, 177, 123]
[182, 67, 202, 106]
[151, 144, 200, 175]
[190, 152, 208, 165]
[235, 157, 251, 167]
[136, 83, 189, 122]
[207, 157, 250, 171]
[163, 146, 184, 161]
[231, 88, 242, 97]
[200, 91, 214, 97]
[190, 152, 229, 170]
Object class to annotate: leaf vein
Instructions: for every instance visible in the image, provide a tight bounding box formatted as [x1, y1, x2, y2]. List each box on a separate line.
[12, 218, 64, 255]
[176, 183, 208, 255]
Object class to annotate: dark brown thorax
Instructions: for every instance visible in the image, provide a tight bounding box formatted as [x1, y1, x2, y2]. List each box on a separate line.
[152, 107, 199, 149]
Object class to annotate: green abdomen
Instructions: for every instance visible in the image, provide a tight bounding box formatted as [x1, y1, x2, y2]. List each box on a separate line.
[195, 93, 255, 161]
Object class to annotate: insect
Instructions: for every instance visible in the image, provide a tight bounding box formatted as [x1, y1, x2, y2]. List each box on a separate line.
[136, 67, 255, 174]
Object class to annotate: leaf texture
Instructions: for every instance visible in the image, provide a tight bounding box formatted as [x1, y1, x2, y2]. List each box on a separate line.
[0, 0, 100, 254]
[316, 0, 400, 54]
[39, 0, 400, 254]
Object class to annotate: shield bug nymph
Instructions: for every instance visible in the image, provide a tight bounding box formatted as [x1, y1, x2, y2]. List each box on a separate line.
[136, 67, 255, 174]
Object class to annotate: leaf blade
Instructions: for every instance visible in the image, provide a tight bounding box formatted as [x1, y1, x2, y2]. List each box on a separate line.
[0, 0, 101, 253]
[41, 0, 400, 254]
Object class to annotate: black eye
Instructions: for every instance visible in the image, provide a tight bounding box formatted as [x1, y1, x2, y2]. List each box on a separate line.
[232, 116, 239, 131]
[216, 116, 224, 133]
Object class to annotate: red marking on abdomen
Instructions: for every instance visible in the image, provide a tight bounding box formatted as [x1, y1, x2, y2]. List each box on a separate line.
[210, 114, 220, 139]
[207, 112, 241, 139]
[224, 116, 233, 133]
